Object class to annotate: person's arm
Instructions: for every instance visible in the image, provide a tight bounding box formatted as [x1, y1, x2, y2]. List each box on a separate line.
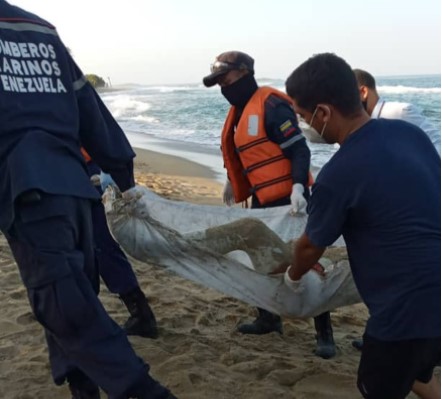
[284, 177, 348, 288]
[265, 95, 311, 213]
[66, 51, 135, 191]
[265, 95, 311, 187]
[287, 233, 325, 280]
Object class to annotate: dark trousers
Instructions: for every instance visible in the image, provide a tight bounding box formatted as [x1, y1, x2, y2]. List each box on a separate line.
[5, 193, 165, 398]
[91, 187, 139, 295]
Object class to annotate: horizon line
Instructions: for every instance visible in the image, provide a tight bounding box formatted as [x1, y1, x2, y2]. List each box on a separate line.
[105, 73, 441, 88]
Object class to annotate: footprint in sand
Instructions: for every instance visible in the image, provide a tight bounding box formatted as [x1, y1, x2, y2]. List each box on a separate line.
[9, 287, 26, 300]
[17, 311, 36, 326]
[0, 343, 19, 360]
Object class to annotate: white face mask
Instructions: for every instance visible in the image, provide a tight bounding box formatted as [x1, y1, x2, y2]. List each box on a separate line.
[298, 107, 328, 144]
[299, 122, 327, 144]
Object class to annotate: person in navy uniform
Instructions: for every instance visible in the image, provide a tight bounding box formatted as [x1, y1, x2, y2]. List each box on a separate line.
[202, 51, 336, 359]
[0, 1, 177, 398]
[84, 154, 158, 339]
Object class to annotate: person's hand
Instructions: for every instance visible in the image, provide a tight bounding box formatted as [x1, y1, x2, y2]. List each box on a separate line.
[283, 263, 325, 292]
[121, 186, 143, 201]
[310, 262, 325, 277]
[100, 172, 117, 192]
[284, 266, 303, 292]
[290, 183, 307, 215]
[222, 179, 235, 206]
[268, 262, 291, 275]
[90, 174, 101, 186]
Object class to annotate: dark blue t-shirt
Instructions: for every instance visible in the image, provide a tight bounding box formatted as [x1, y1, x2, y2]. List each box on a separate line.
[306, 118, 440, 340]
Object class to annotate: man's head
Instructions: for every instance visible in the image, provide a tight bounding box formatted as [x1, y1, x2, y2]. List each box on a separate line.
[285, 53, 367, 144]
[203, 51, 254, 88]
[353, 68, 379, 115]
[203, 51, 258, 107]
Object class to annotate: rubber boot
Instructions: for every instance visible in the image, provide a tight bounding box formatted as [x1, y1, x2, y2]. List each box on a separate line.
[120, 287, 158, 339]
[313, 311, 336, 359]
[67, 370, 101, 399]
[237, 308, 283, 335]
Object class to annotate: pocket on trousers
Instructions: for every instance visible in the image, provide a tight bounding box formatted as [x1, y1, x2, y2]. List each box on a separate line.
[28, 251, 97, 337]
[16, 192, 66, 224]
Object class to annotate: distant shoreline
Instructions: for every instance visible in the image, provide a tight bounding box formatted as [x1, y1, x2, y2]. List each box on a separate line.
[104, 73, 441, 88]
[125, 130, 226, 183]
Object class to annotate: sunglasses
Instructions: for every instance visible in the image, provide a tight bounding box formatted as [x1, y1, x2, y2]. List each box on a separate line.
[210, 60, 246, 74]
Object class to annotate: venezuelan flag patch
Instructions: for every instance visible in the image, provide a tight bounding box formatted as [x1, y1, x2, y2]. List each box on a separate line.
[279, 119, 297, 137]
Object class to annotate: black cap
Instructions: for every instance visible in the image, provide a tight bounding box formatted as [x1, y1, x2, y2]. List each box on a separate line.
[203, 51, 254, 87]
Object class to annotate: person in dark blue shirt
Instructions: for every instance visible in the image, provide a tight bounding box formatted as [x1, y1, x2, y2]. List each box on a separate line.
[284, 53, 440, 399]
[0, 2, 177, 398]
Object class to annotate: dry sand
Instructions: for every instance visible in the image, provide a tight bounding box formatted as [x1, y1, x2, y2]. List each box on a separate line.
[0, 147, 425, 399]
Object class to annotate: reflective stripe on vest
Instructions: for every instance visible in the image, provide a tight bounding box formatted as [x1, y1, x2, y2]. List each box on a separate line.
[221, 87, 294, 205]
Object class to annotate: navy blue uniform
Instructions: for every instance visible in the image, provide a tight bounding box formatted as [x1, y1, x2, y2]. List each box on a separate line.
[0, 2, 168, 398]
[87, 162, 139, 295]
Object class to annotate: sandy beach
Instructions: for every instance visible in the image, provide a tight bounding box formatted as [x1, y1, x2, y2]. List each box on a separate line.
[0, 146, 426, 399]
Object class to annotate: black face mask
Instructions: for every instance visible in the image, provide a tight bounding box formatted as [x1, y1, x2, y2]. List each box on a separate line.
[221, 73, 258, 108]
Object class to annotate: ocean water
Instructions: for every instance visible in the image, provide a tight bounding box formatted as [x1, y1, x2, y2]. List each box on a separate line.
[99, 75, 441, 178]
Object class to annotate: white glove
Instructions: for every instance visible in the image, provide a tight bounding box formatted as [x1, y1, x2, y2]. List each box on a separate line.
[222, 179, 235, 206]
[284, 266, 304, 293]
[290, 183, 307, 215]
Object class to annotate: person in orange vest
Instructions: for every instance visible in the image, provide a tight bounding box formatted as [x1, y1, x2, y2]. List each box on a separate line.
[203, 51, 336, 359]
[81, 148, 158, 339]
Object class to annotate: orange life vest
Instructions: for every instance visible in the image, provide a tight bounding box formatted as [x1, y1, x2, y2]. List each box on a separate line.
[81, 147, 92, 163]
[221, 86, 312, 205]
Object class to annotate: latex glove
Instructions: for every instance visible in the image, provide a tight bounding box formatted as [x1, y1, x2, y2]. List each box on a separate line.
[284, 265, 324, 294]
[284, 266, 303, 293]
[100, 172, 117, 192]
[290, 183, 307, 215]
[222, 179, 235, 206]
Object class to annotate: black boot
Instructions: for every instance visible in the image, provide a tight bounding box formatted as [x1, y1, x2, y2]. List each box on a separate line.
[237, 308, 283, 335]
[313, 311, 336, 359]
[120, 287, 158, 339]
[67, 370, 100, 399]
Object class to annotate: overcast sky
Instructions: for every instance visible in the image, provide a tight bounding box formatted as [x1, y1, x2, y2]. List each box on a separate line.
[10, 0, 441, 85]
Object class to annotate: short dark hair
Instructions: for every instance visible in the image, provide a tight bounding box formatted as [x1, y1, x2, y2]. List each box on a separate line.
[285, 53, 361, 116]
[353, 69, 377, 90]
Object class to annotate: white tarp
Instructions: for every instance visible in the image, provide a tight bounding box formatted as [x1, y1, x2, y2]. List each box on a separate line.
[104, 186, 361, 318]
